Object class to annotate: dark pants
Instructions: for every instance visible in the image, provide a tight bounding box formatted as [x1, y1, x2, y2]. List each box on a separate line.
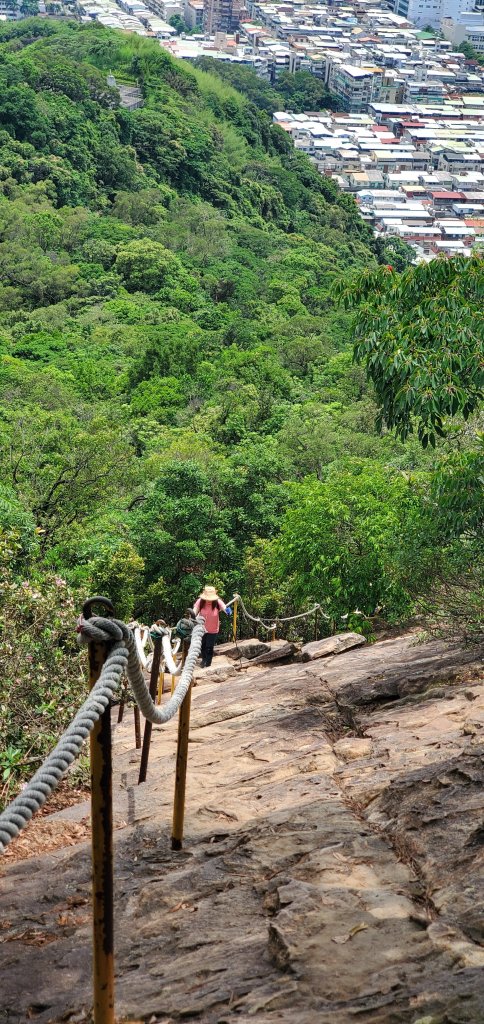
[201, 632, 217, 667]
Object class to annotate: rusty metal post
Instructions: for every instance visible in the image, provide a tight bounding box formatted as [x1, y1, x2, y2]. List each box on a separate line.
[138, 636, 163, 785]
[232, 597, 238, 643]
[314, 609, 319, 642]
[171, 641, 190, 851]
[83, 596, 115, 1024]
[133, 705, 141, 749]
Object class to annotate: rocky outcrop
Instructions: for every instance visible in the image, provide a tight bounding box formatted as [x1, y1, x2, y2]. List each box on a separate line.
[250, 639, 298, 664]
[0, 635, 482, 1024]
[214, 638, 271, 660]
[301, 631, 366, 661]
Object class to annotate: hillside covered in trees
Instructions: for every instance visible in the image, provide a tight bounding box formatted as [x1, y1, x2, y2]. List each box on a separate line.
[0, 19, 481, 801]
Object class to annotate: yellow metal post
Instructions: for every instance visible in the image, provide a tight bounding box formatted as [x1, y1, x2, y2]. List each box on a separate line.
[84, 596, 115, 1024]
[171, 635, 186, 693]
[138, 635, 163, 786]
[157, 669, 165, 703]
[232, 597, 238, 643]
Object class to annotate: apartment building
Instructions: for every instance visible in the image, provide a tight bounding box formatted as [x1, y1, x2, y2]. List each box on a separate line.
[393, 0, 474, 29]
[328, 63, 375, 112]
[184, 0, 203, 26]
[0, 0, 20, 16]
[442, 10, 484, 50]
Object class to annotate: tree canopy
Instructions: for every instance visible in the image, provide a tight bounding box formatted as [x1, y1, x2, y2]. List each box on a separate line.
[341, 257, 484, 446]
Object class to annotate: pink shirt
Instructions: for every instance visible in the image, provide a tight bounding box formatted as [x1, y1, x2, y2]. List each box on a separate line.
[193, 598, 226, 634]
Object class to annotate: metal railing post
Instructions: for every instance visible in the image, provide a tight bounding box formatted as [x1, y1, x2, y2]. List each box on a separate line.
[133, 705, 141, 749]
[157, 668, 165, 703]
[171, 640, 190, 851]
[232, 596, 238, 643]
[138, 635, 163, 785]
[84, 596, 115, 1024]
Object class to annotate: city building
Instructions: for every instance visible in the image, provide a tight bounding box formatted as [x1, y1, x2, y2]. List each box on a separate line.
[0, 0, 21, 17]
[184, 0, 204, 27]
[442, 10, 484, 50]
[393, 0, 474, 29]
[203, 0, 240, 33]
[275, 98, 484, 259]
[328, 63, 375, 112]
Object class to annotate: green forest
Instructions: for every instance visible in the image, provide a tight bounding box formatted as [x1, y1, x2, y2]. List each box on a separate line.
[0, 19, 481, 802]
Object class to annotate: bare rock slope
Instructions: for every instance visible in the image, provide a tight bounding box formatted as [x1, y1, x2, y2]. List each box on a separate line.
[1, 635, 483, 1024]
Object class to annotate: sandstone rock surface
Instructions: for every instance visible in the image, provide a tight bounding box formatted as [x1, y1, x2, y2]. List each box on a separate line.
[333, 736, 373, 760]
[250, 639, 297, 664]
[0, 635, 482, 1024]
[301, 630, 366, 661]
[214, 637, 271, 660]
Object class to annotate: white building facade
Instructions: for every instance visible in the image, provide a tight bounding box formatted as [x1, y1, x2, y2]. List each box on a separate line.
[393, 0, 474, 28]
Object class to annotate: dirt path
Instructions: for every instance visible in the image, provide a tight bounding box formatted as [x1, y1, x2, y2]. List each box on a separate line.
[0, 637, 483, 1024]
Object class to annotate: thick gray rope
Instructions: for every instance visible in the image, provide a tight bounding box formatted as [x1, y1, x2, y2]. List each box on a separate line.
[0, 615, 204, 854]
[0, 630, 128, 853]
[123, 617, 204, 724]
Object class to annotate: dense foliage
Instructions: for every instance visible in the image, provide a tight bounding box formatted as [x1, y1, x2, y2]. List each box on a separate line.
[341, 258, 483, 447]
[0, 21, 481, 802]
[194, 61, 337, 114]
[459, 41, 484, 67]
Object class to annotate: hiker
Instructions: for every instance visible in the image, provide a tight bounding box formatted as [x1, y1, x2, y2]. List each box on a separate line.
[193, 585, 232, 668]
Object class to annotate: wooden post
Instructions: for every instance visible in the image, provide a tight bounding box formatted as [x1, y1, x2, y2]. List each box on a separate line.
[232, 597, 238, 643]
[314, 609, 319, 642]
[157, 669, 165, 703]
[138, 636, 163, 785]
[133, 705, 141, 749]
[83, 596, 115, 1024]
[171, 641, 190, 851]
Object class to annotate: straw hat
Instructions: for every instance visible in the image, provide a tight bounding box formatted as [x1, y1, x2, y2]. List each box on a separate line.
[200, 585, 219, 601]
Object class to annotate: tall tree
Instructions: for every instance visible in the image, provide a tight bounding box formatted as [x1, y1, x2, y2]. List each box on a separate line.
[340, 256, 484, 447]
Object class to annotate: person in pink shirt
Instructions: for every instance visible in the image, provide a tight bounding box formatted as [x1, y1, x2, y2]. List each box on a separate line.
[193, 585, 232, 668]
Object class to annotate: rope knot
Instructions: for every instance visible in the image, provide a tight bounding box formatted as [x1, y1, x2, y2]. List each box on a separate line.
[77, 615, 126, 646]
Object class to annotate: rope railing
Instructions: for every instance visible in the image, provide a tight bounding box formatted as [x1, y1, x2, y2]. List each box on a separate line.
[234, 592, 330, 631]
[0, 590, 367, 1024]
[232, 593, 364, 634]
[0, 593, 366, 855]
[0, 636, 127, 854]
[0, 613, 204, 856]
